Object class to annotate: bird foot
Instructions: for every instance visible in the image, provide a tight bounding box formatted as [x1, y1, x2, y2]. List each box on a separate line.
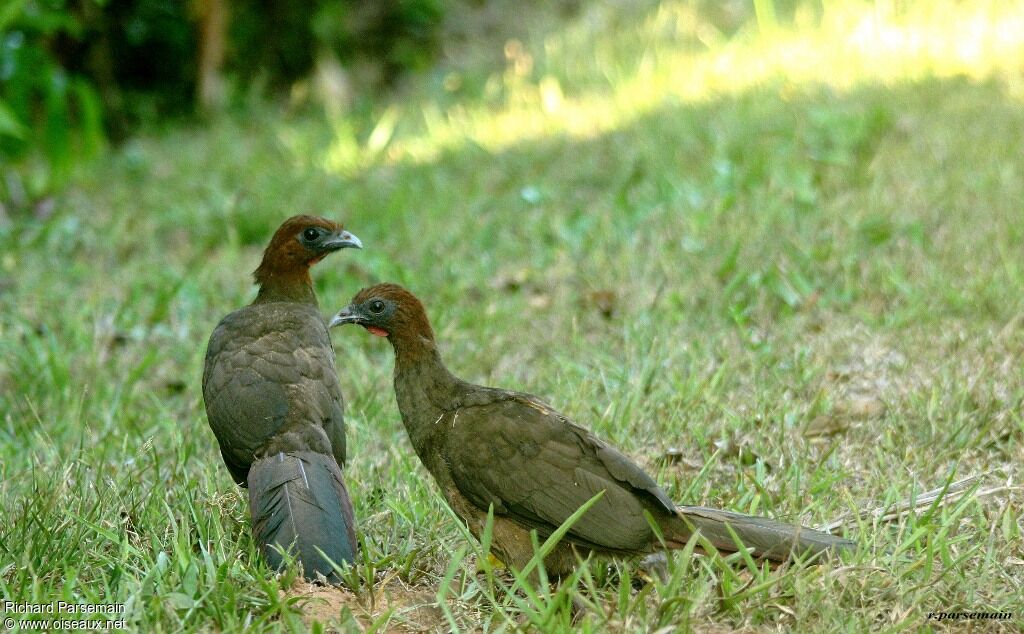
[639, 552, 671, 584]
[474, 552, 506, 573]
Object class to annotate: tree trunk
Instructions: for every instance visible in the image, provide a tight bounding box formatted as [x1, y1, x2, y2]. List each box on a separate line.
[196, 0, 229, 111]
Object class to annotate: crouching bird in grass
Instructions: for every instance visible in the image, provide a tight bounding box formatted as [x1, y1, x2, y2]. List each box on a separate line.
[202, 215, 361, 582]
[330, 283, 855, 577]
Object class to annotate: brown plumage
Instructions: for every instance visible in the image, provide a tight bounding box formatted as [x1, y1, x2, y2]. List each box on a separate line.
[330, 283, 855, 576]
[203, 215, 361, 581]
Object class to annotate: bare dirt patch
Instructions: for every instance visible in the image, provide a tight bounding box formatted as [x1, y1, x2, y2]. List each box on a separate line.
[288, 578, 447, 632]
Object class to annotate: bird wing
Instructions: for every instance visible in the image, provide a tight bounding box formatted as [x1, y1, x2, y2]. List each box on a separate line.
[442, 392, 676, 553]
[203, 303, 346, 482]
[321, 339, 347, 467]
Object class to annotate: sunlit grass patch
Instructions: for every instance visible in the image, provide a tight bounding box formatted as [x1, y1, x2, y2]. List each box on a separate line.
[312, 0, 1024, 173]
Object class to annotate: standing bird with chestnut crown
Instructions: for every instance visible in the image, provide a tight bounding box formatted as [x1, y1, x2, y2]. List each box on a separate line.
[203, 215, 361, 582]
[330, 284, 855, 576]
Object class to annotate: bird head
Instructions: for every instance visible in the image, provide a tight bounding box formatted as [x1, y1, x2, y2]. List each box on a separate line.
[253, 215, 361, 287]
[329, 283, 434, 342]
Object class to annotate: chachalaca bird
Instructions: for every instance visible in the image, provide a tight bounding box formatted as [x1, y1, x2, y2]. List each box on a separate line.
[203, 215, 361, 582]
[330, 283, 855, 576]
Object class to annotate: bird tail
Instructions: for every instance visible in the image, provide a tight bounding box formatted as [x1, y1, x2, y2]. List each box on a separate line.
[666, 506, 854, 562]
[247, 451, 357, 582]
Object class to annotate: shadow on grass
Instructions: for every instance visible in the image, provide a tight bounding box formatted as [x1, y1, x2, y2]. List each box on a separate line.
[312, 75, 1022, 329]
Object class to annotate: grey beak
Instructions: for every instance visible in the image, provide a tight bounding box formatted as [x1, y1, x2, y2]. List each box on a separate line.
[324, 230, 363, 250]
[329, 306, 361, 328]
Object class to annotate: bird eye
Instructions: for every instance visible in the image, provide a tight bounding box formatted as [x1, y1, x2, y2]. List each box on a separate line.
[369, 300, 385, 313]
[302, 227, 320, 242]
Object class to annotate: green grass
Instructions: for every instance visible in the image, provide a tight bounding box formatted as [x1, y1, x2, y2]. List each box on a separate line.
[2, 0, 1023, 631]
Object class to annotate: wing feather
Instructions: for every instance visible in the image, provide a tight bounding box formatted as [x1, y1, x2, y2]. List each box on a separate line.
[203, 302, 347, 481]
[443, 394, 675, 553]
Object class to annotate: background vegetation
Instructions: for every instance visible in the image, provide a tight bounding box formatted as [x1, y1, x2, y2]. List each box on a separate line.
[0, 0, 447, 211]
[1, 0, 1022, 631]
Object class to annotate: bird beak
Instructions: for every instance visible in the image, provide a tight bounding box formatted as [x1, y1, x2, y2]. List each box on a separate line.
[323, 230, 363, 250]
[329, 306, 362, 328]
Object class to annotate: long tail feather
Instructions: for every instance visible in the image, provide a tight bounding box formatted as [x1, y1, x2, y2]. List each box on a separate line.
[247, 451, 357, 582]
[670, 506, 855, 562]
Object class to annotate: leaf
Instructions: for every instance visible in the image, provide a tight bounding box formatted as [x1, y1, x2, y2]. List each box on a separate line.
[0, 99, 27, 140]
[165, 592, 195, 610]
[803, 414, 851, 438]
[0, 0, 27, 33]
[72, 78, 105, 157]
[44, 72, 72, 185]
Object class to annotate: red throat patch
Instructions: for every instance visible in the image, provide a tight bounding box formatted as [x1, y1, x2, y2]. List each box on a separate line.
[365, 326, 389, 337]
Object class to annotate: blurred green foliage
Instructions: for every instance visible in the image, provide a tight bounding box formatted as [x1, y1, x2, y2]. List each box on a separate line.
[0, 0, 105, 208]
[232, 0, 442, 91]
[0, 0, 443, 210]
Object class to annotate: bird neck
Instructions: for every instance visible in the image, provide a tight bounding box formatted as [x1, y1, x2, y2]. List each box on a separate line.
[391, 334, 465, 444]
[253, 268, 318, 305]
[391, 332, 454, 379]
